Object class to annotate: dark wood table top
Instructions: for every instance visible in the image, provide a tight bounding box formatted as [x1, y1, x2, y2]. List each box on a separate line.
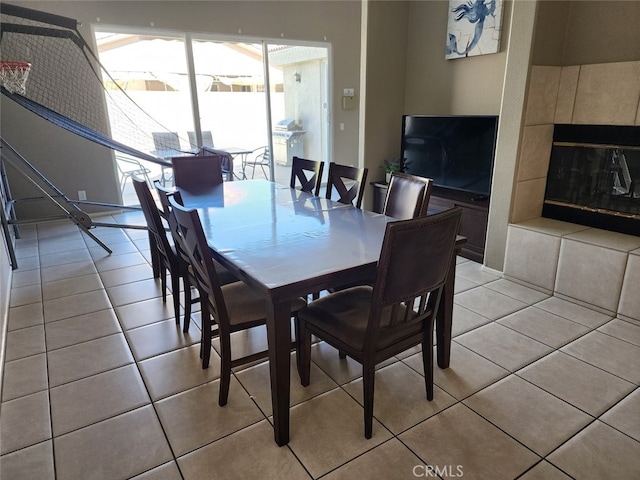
[179, 179, 395, 299]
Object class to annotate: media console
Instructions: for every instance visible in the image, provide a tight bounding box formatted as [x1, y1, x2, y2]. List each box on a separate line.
[370, 182, 489, 263]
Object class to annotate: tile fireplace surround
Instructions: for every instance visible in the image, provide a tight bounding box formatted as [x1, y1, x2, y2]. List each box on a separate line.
[505, 61, 640, 319]
[504, 218, 639, 321]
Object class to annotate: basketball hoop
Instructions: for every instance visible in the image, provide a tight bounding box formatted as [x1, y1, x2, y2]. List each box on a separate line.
[0, 61, 32, 95]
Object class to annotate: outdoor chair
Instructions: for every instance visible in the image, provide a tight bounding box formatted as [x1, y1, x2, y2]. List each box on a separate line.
[383, 172, 434, 219]
[290, 156, 324, 196]
[152, 131, 182, 185]
[169, 196, 307, 405]
[244, 146, 270, 179]
[296, 208, 463, 438]
[325, 162, 368, 208]
[116, 154, 152, 194]
[187, 130, 215, 150]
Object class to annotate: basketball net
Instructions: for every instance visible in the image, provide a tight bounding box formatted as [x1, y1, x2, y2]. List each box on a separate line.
[0, 61, 31, 95]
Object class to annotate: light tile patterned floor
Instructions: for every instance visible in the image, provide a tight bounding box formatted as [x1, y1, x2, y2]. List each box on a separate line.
[2, 215, 639, 479]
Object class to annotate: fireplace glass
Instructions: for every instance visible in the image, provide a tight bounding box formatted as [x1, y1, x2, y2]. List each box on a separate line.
[543, 125, 640, 236]
[545, 145, 640, 215]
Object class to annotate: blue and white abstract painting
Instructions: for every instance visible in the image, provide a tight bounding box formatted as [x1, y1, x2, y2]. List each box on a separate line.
[445, 0, 504, 59]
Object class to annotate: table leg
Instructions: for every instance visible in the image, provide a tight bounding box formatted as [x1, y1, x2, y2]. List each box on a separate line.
[436, 249, 460, 369]
[265, 298, 292, 446]
[237, 154, 248, 180]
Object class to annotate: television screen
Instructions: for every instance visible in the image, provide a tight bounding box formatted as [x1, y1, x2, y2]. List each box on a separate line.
[400, 115, 498, 197]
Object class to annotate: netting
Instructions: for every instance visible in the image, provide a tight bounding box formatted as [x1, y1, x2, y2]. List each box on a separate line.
[0, 3, 180, 164]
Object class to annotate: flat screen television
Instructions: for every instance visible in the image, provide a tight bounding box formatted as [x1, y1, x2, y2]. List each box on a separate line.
[400, 115, 498, 197]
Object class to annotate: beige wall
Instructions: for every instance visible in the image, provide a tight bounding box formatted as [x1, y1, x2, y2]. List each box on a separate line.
[533, 1, 640, 66]
[2, 99, 121, 218]
[404, 0, 510, 115]
[562, 1, 640, 65]
[359, 0, 410, 203]
[533, 0, 640, 66]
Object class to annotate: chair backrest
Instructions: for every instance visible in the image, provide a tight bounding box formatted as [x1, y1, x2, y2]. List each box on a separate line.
[171, 154, 223, 191]
[252, 146, 270, 163]
[188, 131, 215, 149]
[383, 172, 434, 220]
[325, 162, 368, 208]
[290, 156, 324, 196]
[168, 195, 231, 333]
[152, 131, 181, 151]
[367, 207, 462, 343]
[155, 182, 191, 265]
[131, 175, 175, 265]
[197, 148, 233, 177]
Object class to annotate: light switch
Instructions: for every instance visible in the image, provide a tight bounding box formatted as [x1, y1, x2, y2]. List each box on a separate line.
[343, 88, 355, 96]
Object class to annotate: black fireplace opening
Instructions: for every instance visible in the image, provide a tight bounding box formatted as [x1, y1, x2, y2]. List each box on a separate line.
[543, 124, 640, 236]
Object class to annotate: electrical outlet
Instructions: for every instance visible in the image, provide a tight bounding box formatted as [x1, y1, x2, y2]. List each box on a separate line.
[78, 190, 87, 201]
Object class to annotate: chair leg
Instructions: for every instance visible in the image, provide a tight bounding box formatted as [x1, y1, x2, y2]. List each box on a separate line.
[183, 277, 192, 333]
[422, 320, 435, 401]
[201, 302, 212, 369]
[171, 272, 180, 326]
[296, 320, 312, 386]
[149, 234, 160, 278]
[363, 362, 375, 439]
[338, 350, 347, 359]
[218, 332, 232, 406]
[160, 265, 167, 303]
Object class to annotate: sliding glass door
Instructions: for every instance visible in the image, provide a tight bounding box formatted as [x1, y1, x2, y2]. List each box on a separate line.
[95, 27, 330, 197]
[267, 43, 329, 185]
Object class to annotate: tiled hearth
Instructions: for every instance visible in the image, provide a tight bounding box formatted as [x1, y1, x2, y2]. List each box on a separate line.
[504, 218, 640, 321]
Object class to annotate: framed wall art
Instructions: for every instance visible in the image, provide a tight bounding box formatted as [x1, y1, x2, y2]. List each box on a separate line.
[445, 0, 504, 59]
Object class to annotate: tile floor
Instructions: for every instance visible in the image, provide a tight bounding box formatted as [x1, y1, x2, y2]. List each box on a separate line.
[1, 214, 639, 480]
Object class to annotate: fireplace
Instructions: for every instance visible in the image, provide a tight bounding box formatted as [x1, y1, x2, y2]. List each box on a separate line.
[542, 124, 640, 236]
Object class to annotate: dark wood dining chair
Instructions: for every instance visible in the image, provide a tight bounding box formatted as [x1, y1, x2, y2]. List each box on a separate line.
[132, 175, 183, 327]
[171, 154, 224, 191]
[290, 156, 324, 196]
[325, 162, 369, 208]
[168, 195, 307, 406]
[155, 182, 237, 332]
[296, 207, 463, 438]
[383, 172, 434, 219]
[196, 148, 234, 181]
[331, 170, 435, 344]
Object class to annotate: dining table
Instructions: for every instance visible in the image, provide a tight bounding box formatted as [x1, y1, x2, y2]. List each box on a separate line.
[178, 179, 465, 446]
